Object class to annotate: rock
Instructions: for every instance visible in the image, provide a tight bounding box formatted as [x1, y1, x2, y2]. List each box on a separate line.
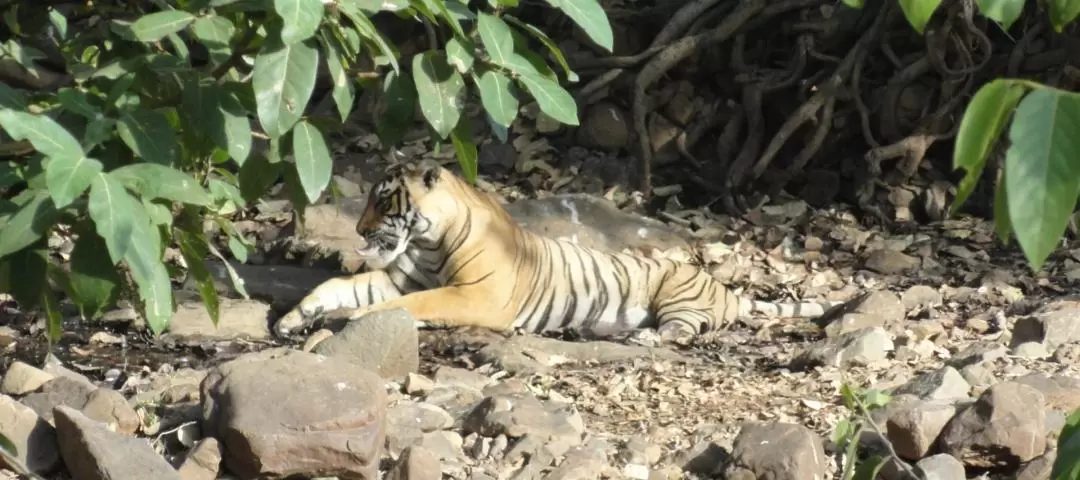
[80, 387, 141, 435]
[790, 327, 893, 370]
[0, 326, 18, 348]
[723, 422, 826, 480]
[579, 101, 630, 150]
[1012, 308, 1080, 350]
[176, 437, 222, 480]
[200, 350, 387, 479]
[0, 362, 54, 395]
[823, 313, 886, 338]
[939, 381, 1047, 467]
[310, 308, 419, 381]
[958, 364, 996, 389]
[202, 261, 339, 310]
[884, 395, 958, 459]
[53, 405, 180, 480]
[20, 376, 97, 424]
[1013, 373, 1080, 414]
[864, 249, 919, 274]
[165, 298, 272, 343]
[842, 290, 907, 325]
[1054, 343, 1080, 364]
[1015, 450, 1055, 480]
[1013, 341, 1051, 359]
[892, 366, 971, 401]
[901, 285, 943, 311]
[388, 446, 441, 480]
[433, 366, 495, 391]
[404, 373, 435, 395]
[477, 335, 684, 374]
[464, 393, 585, 457]
[914, 454, 965, 480]
[947, 341, 1007, 369]
[41, 354, 96, 390]
[0, 394, 59, 474]
[385, 400, 455, 457]
[546, 438, 615, 479]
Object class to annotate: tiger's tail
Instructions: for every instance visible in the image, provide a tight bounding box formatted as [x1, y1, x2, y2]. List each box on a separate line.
[738, 297, 847, 319]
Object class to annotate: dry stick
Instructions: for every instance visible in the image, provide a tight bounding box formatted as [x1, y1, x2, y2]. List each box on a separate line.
[631, 0, 768, 197]
[748, 2, 891, 185]
[851, 32, 881, 148]
[1008, 22, 1044, 77]
[766, 94, 836, 199]
[878, 57, 931, 142]
[723, 85, 764, 215]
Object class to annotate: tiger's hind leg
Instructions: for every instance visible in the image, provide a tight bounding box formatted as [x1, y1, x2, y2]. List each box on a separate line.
[652, 265, 739, 345]
[274, 271, 405, 336]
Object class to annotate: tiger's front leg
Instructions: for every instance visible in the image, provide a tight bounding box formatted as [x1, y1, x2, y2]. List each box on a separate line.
[347, 285, 514, 332]
[274, 270, 405, 336]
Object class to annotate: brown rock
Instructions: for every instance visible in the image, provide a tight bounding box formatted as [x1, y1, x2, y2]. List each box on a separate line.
[200, 349, 387, 479]
[54, 405, 179, 480]
[81, 388, 141, 436]
[177, 437, 222, 480]
[0, 394, 59, 474]
[939, 381, 1047, 467]
[388, 446, 441, 480]
[723, 422, 826, 480]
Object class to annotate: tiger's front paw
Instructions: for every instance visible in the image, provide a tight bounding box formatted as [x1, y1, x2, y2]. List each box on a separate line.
[274, 306, 323, 337]
[657, 322, 696, 346]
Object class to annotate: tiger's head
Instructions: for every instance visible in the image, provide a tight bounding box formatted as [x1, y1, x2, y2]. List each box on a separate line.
[354, 161, 447, 269]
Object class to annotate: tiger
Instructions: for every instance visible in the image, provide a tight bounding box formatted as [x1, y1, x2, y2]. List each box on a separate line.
[273, 160, 846, 344]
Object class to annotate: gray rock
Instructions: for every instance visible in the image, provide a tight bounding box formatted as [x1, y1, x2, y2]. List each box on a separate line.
[790, 327, 893, 370]
[311, 308, 419, 381]
[164, 298, 271, 343]
[1012, 308, 1080, 350]
[0, 394, 59, 474]
[388, 445, 441, 480]
[53, 405, 179, 480]
[939, 381, 1047, 467]
[914, 454, 965, 480]
[723, 422, 826, 480]
[885, 396, 958, 460]
[892, 366, 971, 401]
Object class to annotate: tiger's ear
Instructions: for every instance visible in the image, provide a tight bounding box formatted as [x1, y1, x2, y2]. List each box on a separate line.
[420, 163, 440, 189]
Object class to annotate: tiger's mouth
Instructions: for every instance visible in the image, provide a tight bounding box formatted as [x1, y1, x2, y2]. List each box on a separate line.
[355, 233, 399, 260]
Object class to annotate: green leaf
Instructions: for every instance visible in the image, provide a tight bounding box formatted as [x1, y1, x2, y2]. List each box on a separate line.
[1049, 0, 1080, 32]
[122, 201, 173, 335]
[68, 231, 121, 319]
[974, 0, 1023, 31]
[994, 167, 1013, 243]
[0, 432, 15, 456]
[420, 0, 467, 40]
[143, 199, 173, 226]
[192, 16, 236, 65]
[476, 70, 518, 130]
[0, 110, 84, 159]
[851, 455, 888, 480]
[253, 36, 320, 138]
[219, 90, 253, 164]
[412, 51, 465, 139]
[546, 0, 613, 52]
[228, 233, 250, 263]
[322, 35, 355, 122]
[239, 153, 284, 203]
[504, 16, 578, 82]
[445, 37, 474, 74]
[477, 13, 514, 67]
[88, 173, 139, 264]
[45, 155, 103, 208]
[40, 285, 63, 343]
[952, 79, 1027, 215]
[292, 119, 333, 203]
[450, 115, 477, 184]
[517, 73, 579, 126]
[208, 178, 245, 215]
[83, 118, 116, 151]
[6, 246, 47, 309]
[0, 81, 26, 110]
[1054, 407, 1080, 479]
[0, 191, 57, 260]
[109, 163, 214, 206]
[116, 110, 179, 166]
[0, 161, 18, 189]
[275, 0, 325, 44]
[176, 228, 220, 326]
[1004, 88, 1080, 271]
[337, 2, 400, 72]
[58, 88, 100, 119]
[131, 10, 196, 42]
[375, 70, 417, 147]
